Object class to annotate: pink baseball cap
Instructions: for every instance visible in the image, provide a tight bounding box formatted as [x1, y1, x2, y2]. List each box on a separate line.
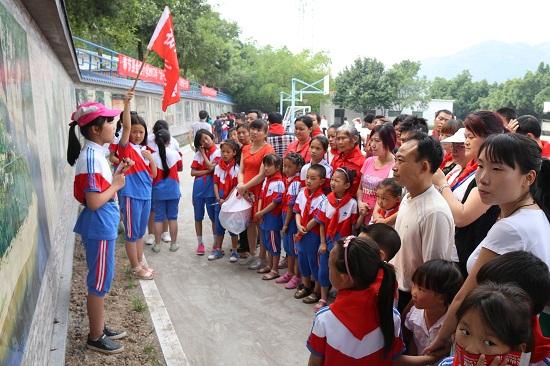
[70, 102, 121, 127]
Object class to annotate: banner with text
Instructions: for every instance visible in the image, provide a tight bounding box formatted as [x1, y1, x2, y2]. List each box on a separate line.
[117, 54, 190, 91]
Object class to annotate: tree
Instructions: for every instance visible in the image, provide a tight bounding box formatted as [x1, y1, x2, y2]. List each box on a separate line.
[385, 60, 429, 112]
[333, 58, 392, 112]
[429, 71, 494, 119]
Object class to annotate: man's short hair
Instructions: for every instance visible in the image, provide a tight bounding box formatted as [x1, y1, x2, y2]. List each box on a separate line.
[496, 107, 517, 122]
[435, 109, 453, 118]
[199, 110, 208, 120]
[408, 132, 444, 174]
[247, 109, 262, 119]
[268, 112, 284, 124]
[516, 115, 541, 138]
[400, 116, 429, 134]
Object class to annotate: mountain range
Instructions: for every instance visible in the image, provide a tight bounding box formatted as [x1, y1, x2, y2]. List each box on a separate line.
[419, 41, 550, 83]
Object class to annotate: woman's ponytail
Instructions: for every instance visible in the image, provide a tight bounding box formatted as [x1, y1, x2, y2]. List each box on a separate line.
[533, 158, 550, 222]
[67, 121, 81, 166]
[155, 129, 171, 178]
[377, 261, 397, 356]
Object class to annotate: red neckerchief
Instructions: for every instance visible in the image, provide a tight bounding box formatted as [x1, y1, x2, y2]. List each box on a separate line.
[450, 160, 478, 189]
[291, 138, 311, 160]
[330, 269, 384, 339]
[326, 192, 353, 239]
[312, 127, 323, 137]
[268, 123, 285, 136]
[301, 186, 324, 227]
[531, 316, 550, 362]
[261, 171, 283, 201]
[283, 174, 301, 207]
[377, 204, 400, 219]
[337, 145, 365, 169]
[439, 152, 453, 170]
[218, 158, 236, 194]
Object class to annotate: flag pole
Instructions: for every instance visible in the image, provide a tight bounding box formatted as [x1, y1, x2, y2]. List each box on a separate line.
[131, 49, 151, 91]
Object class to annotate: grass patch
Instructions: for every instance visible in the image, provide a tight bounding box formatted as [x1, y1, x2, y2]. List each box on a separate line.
[143, 343, 162, 365]
[132, 296, 147, 313]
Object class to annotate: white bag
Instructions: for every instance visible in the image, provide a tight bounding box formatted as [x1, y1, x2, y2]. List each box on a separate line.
[219, 190, 252, 234]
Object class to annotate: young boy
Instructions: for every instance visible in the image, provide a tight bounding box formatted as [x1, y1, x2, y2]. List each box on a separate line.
[359, 223, 401, 262]
[371, 178, 402, 227]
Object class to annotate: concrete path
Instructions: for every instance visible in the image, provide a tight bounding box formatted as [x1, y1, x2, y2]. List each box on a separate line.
[144, 146, 313, 366]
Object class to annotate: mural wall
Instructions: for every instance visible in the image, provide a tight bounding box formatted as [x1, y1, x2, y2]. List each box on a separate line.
[0, 1, 75, 364]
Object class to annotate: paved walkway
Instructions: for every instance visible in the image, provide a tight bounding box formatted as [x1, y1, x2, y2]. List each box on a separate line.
[144, 146, 313, 366]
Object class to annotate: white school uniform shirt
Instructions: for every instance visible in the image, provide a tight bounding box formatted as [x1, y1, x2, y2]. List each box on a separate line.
[405, 306, 446, 355]
[390, 185, 455, 292]
[300, 159, 333, 181]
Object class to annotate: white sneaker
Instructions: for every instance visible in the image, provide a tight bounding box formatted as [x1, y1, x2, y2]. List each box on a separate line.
[161, 232, 171, 242]
[144, 234, 154, 245]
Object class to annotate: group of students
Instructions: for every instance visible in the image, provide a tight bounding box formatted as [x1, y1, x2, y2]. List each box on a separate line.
[67, 90, 550, 365]
[68, 90, 183, 354]
[190, 108, 550, 366]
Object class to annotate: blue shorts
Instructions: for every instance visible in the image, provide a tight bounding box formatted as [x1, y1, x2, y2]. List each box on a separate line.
[192, 196, 216, 222]
[318, 239, 335, 287]
[84, 238, 115, 297]
[296, 232, 320, 280]
[214, 203, 237, 237]
[282, 213, 298, 257]
[119, 196, 151, 242]
[261, 229, 281, 255]
[153, 198, 180, 222]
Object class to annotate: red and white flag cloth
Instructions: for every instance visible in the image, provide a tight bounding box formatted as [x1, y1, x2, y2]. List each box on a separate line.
[147, 6, 180, 111]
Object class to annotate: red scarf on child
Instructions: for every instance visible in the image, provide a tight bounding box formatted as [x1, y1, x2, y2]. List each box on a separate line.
[300, 186, 324, 227]
[282, 174, 301, 208]
[377, 204, 400, 220]
[312, 126, 323, 137]
[326, 192, 353, 239]
[330, 269, 384, 339]
[450, 160, 478, 190]
[217, 159, 236, 195]
[260, 172, 283, 214]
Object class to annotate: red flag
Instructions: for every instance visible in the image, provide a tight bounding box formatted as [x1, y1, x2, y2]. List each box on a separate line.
[147, 6, 180, 111]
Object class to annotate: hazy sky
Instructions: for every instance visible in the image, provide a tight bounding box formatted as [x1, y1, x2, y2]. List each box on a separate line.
[208, 0, 550, 75]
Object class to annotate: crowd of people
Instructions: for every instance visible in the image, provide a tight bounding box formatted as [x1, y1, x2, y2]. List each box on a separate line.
[68, 89, 550, 365]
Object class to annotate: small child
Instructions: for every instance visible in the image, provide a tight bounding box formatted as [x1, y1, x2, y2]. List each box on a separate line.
[227, 127, 238, 144]
[150, 129, 182, 253]
[359, 223, 401, 262]
[315, 167, 363, 310]
[191, 129, 221, 255]
[405, 260, 463, 356]
[307, 236, 404, 365]
[326, 124, 339, 164]
[293, 164, 328, 300]
[254, 154, 285, 280]
[371, 178, 402, 227]
[277, 152, 305, 289]
[117, 93, 157, 279]
[211, 140, 241, 262]
[300, 135, 332, 191]
[437, 283, 533, 366]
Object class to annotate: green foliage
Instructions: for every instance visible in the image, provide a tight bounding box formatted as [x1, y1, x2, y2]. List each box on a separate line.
[429, 71, 495, 119]
[333, 58, 427, 113]
[132, 296, 147, 313]
[480, 62, 550, 117]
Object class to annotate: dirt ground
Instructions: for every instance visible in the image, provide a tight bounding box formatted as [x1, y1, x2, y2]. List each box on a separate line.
[65, 236, 166, 366]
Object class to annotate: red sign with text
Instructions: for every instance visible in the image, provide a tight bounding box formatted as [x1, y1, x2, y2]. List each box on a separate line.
[117, 54, 190, 91]
[201, 86, 217, 97]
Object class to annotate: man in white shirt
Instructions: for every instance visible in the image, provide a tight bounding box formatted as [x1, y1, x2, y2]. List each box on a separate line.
[189, 110, 212, 150]
[391, 131, 455, 312]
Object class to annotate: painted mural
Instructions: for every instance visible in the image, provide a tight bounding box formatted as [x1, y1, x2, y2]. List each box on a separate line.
[0, 3, 47, 365]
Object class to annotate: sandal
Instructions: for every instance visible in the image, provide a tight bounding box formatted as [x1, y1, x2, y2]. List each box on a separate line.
[132, 266, 154, 280]
[257, 266, 271, 274]
[262, 271, 280, 280]
[294, 287, 312, 299]
[303, 293, 320, 304]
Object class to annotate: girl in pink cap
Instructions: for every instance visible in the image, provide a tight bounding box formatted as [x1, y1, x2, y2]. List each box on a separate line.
[68, 95, 131, 354]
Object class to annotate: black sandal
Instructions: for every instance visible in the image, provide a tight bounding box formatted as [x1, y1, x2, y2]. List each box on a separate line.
[294, 287, 312, 299]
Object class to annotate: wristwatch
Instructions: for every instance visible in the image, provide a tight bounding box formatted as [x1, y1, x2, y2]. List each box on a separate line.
[437, 183, 450, 194]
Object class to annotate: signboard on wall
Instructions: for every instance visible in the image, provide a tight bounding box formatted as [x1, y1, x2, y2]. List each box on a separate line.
[201, 86, 217, 97]
[117, 54, 190, 91]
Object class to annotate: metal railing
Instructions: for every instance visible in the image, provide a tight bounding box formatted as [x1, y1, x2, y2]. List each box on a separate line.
[72, 36, 234, 104]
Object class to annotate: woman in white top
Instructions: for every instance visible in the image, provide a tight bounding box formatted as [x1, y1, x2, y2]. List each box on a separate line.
[432, 112, 506, 275]
[427, 133, 550, 357]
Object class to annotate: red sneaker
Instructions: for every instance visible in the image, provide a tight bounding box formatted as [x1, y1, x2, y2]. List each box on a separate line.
[284, 275, 301, 289]
[196, 243, 205, 256]
[275, 272, 293, 284]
